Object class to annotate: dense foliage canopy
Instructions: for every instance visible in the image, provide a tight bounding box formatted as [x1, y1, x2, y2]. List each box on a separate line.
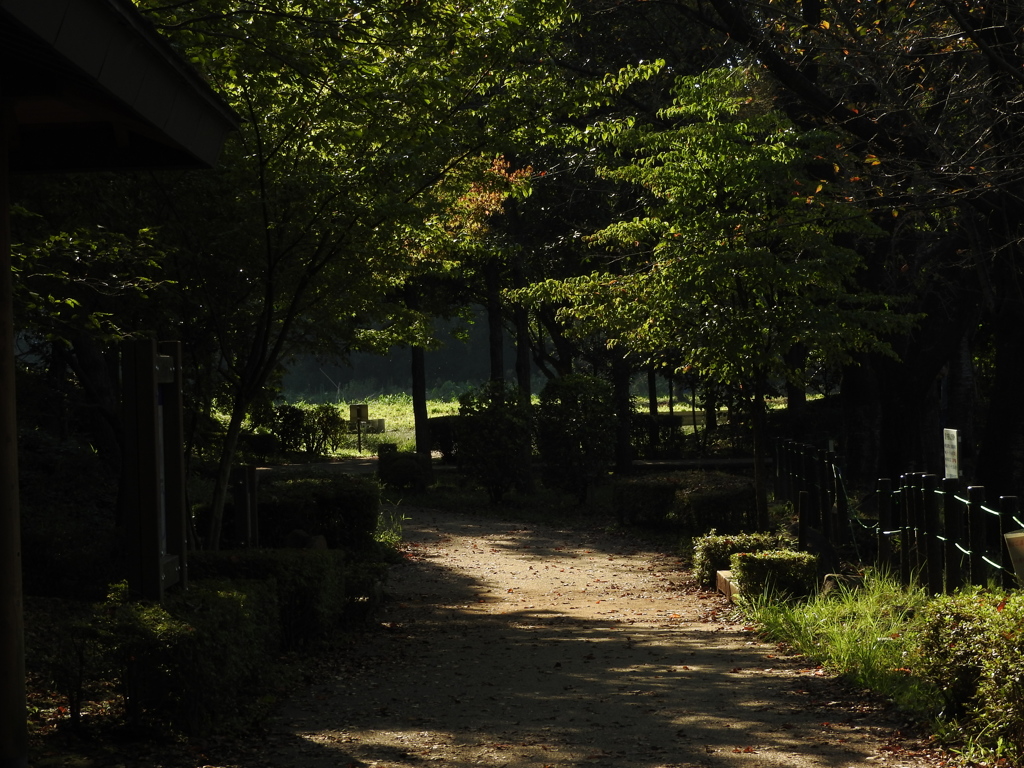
[13, 0, 1024, 531]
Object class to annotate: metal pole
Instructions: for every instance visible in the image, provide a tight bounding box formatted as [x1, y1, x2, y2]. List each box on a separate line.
[0, 100, 29, 768]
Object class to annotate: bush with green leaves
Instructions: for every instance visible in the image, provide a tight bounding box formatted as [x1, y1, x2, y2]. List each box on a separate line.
[269, 403, 347, 455]
[915, 587, 997, 723]
[731, 549, 818, 599]
[691, 530, 794, 588]
[272, 403, 306, 452]
[303, 403, 347, 455]
[970, 592, 1024, 763]
[612, 470, 755, 531]
[257, 473, 380, 550]
[536, 373, 616, 503]
[457, 381, 532, 503]
[189, 549, 349, 649]
[378, 449, 432, 490]
[102, 579, 279, 735]
[915, 587, 1024, 762]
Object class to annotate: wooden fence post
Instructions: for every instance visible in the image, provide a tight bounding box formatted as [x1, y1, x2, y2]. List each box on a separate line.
[968, 486, 986, 586]
[798, 490, 810, 552]
[999, 496, 1018, 588]
[943, 477, 963, 594]
[775, 439, 788, 503]
[800, 445, 818, 529]
[897, 475, 911, 585]
[877, 478, 893, 575]
[816, 448, 832, 543]
[923, 474, 943, 595]
[828, 451, 848, 545]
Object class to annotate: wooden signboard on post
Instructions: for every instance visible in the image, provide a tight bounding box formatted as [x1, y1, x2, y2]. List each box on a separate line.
[943, 428, 959, 481]
[122, 339, 188, 601]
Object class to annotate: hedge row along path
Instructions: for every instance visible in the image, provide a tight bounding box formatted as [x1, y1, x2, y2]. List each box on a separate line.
[252, 506, 950, 768]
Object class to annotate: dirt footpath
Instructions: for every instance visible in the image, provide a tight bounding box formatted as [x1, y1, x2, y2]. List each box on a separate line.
[258, 507, 948, 768]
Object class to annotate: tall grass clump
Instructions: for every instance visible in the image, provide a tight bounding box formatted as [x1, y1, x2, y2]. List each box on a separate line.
[741, 570, 938, 717]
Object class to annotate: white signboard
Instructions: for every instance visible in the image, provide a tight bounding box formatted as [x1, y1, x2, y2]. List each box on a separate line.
[943, 428, 959, 480]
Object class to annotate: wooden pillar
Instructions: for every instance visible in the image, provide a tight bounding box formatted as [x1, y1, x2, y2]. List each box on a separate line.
[0, 101, 29, 768]
[158, 342, 188, 584]
[999, 496, 1018, 589]
[943, 477, 963, 594]
[968, 486, 986, 586]
[923, 474, 943, 595]
[122, 340, 187, 600]
[877, 478, 893, 574]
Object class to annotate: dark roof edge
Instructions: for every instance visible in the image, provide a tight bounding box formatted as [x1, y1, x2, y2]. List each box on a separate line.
[103, 0, 240, 128]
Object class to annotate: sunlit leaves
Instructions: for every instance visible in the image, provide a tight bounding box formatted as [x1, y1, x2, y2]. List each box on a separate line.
[524, 66, 901, 389]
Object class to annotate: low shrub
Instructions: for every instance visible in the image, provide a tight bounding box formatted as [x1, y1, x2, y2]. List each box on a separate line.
[536, 374, 616, 504]
[691, 530, 794, 588]
[189, 549, 348, 649]
[971, 592, 1024, 763]
[427, 415, 460, 463]
[612, 475, 679, 525]
[270, 403, 347, 455]
[258, 473, 380, 550]
[915, 587, 997, 722]
[96, 580, 279, 736]
[378, 450, 433, 491]
[457, 381, 533, 503]
[731, 549, 818, 599]
[612, 471, 754, 532]
[915, 587, 1024, 763]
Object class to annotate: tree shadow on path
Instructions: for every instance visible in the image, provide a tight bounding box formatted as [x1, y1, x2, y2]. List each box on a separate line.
[256, 507, 933, 768]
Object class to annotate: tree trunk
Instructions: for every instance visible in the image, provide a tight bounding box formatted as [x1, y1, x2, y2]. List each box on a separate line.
[750, 380, 771, 530]
[206, 399, 247, 550]
[840, 355, 882, 489]
[412, 345, 430, 455]
[783, 344, 807, 414]
[647, 368, 659, 452]
[978, 303, 1024, 498]
[485, 260, 504, 382]
[611, 355, 633, 473]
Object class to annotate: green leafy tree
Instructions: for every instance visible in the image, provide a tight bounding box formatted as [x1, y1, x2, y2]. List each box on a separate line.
[659, 0, 1024, 490]
[11, 225, 172, 459]
[126, 0, 569, 546]
[527, 68, 902, 520]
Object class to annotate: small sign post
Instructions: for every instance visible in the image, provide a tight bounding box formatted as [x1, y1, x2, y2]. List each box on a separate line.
[943, 428, 959, 481]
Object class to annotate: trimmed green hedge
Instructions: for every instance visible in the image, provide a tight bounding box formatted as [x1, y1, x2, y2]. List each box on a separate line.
[189, 549, 348, 650]
[613, 471, 755, 533]
[106, 579, 279, 735]
[730, 549, 818, 599]
[916, 588, 1024, 762]
[26, 544, 383, 737]
[378, 450, 433, 491]
[258, 473, 380, 549]
[692, 530, 795, 588]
